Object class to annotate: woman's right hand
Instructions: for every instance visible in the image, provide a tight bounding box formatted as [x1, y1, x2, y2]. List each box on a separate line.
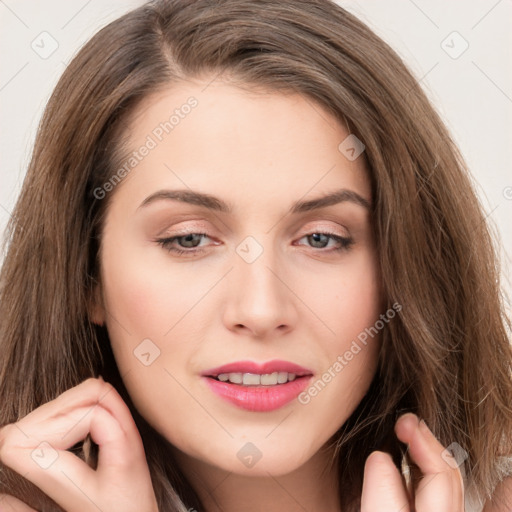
[0, 377, 158, 512]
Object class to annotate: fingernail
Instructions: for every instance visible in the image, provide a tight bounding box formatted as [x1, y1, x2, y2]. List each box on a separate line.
[419, 418, 430, 436]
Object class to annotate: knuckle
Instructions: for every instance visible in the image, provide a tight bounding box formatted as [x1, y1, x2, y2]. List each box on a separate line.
[78, 377, 114, 400]
[55, 377, 104, 400]
[88, 376, 113, 393]
[54, 377, 118, 409]
[84, 376, 103, 389]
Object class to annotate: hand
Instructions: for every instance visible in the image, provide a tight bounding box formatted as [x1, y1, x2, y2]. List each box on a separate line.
[361, 412, 465, 512]
[0, 377, 158, 512]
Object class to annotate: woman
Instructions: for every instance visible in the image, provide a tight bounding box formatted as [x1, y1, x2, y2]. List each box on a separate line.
[0, 0, 511, 510]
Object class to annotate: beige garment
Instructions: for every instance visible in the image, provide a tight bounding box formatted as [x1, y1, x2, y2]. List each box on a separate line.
[464, 455, 512, 512]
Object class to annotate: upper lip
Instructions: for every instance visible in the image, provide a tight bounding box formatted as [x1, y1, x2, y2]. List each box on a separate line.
[201, 360, 314, 377]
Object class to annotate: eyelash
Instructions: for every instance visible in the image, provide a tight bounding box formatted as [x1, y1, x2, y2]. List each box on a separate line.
[155, 231, 354, 256]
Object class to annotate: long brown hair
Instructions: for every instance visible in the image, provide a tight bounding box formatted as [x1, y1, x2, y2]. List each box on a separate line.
[1, 0, 511, 510]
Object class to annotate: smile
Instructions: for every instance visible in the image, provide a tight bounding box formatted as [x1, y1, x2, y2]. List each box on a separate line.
[214, 371, 297, 386]
[201, 360, 314, 412]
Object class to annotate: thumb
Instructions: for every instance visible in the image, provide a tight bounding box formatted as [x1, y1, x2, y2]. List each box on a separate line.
[361, 451, 411, 512]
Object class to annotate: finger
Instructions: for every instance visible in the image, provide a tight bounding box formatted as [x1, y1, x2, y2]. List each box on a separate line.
[1, 406, 116, 511]
[0, 494, 38, 512]
[20, 378, 141, 450]
[361, 451, 411, 512]
[6, 378, 146, 466]
[55, 382, 149, 474]
[0, 379, 148, 511]
[395, 413, 465, 512]
[3, 404, 143, 511]
[54, 377, 141, 445]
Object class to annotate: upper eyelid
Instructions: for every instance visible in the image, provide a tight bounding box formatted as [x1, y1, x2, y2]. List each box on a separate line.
[157, 232, 353, 258]
[160, 228, 349, 241]
[158, 230, 352, 246]
[160, 218, 351, 236]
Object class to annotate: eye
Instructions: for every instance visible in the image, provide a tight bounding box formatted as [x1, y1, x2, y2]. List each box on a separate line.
[155, 230, 353, 257]
[156, 233, 213, 256]
[296, 232, 354, 252]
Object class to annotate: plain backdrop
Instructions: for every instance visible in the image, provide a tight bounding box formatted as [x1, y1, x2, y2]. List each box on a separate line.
[1, 0, 511, 300]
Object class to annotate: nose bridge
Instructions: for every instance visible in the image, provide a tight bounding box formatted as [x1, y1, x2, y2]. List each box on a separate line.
[235, 234, 284, 305]
[223, 234, 296, 335]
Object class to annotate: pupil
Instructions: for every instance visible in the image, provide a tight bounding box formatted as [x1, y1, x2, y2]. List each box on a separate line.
[182, 234, 201, 248]
[310, 233, 327, 248]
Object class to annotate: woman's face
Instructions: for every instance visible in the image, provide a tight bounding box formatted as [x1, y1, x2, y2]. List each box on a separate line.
[93, 77, 383, 477]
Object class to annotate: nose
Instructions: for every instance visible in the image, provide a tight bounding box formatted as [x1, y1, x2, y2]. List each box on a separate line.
[222, 240, 298, 338]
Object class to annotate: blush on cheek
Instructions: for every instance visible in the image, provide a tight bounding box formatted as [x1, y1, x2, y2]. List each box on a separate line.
[102, 254, 214, 346]
[104, 274, 158, 332]
[316, 276, 381, 339]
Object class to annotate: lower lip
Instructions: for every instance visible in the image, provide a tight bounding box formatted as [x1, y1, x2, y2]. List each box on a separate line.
[202, 376, 313, 412]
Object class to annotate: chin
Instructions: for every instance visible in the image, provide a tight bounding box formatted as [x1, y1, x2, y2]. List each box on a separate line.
[224, 452, 310, 477]
[209, 436, 317, 477]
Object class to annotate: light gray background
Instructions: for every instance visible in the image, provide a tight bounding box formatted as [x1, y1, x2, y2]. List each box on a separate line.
[1, 0, 511, 299]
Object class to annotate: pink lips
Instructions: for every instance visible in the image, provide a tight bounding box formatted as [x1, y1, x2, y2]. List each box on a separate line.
[201, 359, 314, 412]
[201, 360, 313, 377]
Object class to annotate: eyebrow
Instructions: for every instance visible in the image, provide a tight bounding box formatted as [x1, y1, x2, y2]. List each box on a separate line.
[138, 188, 371, 213]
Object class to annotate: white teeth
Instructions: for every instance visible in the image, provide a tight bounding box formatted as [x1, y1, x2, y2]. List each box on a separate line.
[260, 372, 278, 385]
[215, 372, 299, 386]
[243, 373, 261, 385]
[228, 373, 243, 384]
[277, 371, 288, 384]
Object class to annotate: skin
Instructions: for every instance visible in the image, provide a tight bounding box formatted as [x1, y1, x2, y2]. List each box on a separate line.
[0, 78, 477, 511]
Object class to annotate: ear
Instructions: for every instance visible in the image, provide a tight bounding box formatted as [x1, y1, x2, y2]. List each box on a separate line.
[88, 281, 106, 326]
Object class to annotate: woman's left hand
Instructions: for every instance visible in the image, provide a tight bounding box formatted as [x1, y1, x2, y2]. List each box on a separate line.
[361, 412, 465, 512]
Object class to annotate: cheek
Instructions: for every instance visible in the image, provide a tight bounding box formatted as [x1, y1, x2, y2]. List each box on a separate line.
[97, 243, 188, 383]
[300, 251, 382, 409]
[98, 241, 218, 405]
[98, 247, 199, 431]
[100, 244, 205, 343]
[309, 250, 382, 342]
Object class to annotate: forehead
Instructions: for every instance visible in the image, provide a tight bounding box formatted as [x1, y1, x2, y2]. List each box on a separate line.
[108, 78, 370, 213]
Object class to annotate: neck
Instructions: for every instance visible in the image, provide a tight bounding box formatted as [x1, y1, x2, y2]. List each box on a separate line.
[173, 445, 342, 512]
